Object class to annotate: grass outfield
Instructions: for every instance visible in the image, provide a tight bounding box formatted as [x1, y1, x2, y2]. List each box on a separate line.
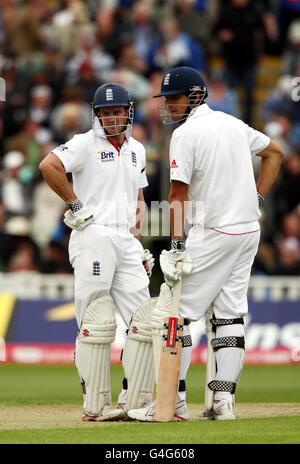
[0, 363, 299, 444]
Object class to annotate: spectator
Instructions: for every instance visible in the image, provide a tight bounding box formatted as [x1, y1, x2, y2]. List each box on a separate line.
[66, 29, 115, 84]
[1, 150, 32, 218]
[214, 0, 265, 123]
[273, 237, 300, 275]
[273, 150, 300, 225]
[95, 7, 121, 59]
[51, 0, 91, 58]
[205, 69, 240, 117]
[4, 234, 41, 273]
[175, 0, 211, 45]
[146, 16, 206, 75]
[75, 59, 100, 103]
[29, 85, 53, 128]
[278, 0, 300, 46]
[281, 211, 300, 239]
[3, 0, 45, 56]
[40, 240, 72, 274]
[0, 57, 28, 137]
[128, 1, 156, 67]
[30, 178, 66, 249]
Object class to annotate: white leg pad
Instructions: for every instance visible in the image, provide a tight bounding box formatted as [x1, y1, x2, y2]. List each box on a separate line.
[75, 292, 116, 416]
[123, 297, 157, 412]
[151, 284, 173, 384]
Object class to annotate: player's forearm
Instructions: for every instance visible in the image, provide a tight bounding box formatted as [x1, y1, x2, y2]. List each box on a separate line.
[39, 153, 76, 203]
[256, 141, 284, 197]
[131, 189, 146, 240]
[169, 183, 189, 240]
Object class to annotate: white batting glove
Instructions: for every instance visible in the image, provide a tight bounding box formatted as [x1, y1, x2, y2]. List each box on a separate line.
[159, 240, 192, 287]
[142, 249, 155, 277]
[63, 199, 93, 231]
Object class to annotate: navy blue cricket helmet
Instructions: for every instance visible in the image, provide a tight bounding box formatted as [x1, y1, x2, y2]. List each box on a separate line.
[153, 66, 208, 100]
[93, 83, 133, 111]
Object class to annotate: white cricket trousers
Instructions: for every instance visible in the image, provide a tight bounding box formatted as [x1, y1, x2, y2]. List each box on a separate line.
[179, 224, 260, 321]
[68, 225, 150, 328]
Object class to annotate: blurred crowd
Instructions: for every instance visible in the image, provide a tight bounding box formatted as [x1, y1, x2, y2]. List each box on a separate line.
[0, 0, 300, 288]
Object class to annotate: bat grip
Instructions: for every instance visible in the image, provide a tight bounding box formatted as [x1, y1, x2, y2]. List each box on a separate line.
[171, 262, 183, 316]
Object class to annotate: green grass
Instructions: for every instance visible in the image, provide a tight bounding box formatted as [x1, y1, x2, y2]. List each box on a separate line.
[1, 364, 299, 406]
[0, 417, 300, 444]
[0, 363, 299, 444]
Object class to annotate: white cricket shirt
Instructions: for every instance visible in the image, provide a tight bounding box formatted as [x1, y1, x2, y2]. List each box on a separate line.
[169, 104, 270, 232]
[52, 129, 148, 229]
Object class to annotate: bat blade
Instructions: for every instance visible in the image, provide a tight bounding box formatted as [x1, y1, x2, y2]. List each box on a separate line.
[153, 316, 184, 422]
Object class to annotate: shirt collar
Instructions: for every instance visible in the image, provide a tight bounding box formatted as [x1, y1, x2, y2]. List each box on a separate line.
[187, 103, 213, 121]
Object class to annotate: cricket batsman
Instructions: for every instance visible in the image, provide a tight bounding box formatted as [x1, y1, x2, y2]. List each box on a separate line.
[128, 66, 283, 421]
[40, 83, 155, 421]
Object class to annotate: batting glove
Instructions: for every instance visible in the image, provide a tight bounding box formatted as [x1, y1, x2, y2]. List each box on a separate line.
[63, 199, 93, 231]
[159, 240, 192, 287]
[143, 249, 155, 278]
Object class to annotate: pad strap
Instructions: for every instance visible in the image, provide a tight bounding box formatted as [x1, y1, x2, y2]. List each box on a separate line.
[211, 336, 245, 351]
[208, 380, 236, 394]
[210, 317, 244, 332]
[182, 334, 192, 348]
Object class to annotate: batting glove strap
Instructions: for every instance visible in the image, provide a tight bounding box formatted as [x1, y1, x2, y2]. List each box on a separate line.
[257, 191, 264, 207]
[67, 198, 84, 212]
[211, 336, 245, 351]
[171, 239, 186, 251]
[208, 380, 236, 394]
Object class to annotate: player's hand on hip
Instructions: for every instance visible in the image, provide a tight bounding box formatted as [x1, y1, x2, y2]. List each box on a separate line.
[63, 199, 94, 230]
[159, 240, 192, 287]
[143, 249, 155, 277]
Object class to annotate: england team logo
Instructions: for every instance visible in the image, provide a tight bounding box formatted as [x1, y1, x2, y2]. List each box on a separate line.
[106, 88, 113, 101]
[164, 73, 170, 86]
[131, 151, 137, 166]
[93, 261, 100, 276]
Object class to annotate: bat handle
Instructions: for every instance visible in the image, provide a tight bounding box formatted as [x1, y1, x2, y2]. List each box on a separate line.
[172, 262, 183, 316]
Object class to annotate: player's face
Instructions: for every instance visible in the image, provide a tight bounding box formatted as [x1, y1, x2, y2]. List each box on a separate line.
[164, 94, 189, 122]
[98, 106, 128, 135]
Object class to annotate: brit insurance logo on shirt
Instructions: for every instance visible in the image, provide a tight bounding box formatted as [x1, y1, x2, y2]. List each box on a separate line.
[97, 150, 115, 162]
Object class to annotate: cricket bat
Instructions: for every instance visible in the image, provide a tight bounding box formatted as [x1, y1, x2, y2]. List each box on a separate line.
[154, 263, 184, 422]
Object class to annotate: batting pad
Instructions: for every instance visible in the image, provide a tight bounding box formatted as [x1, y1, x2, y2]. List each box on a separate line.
[75, 293, 116, 416]
[122, 298, 157, 412]
[151, 283, 173, 384]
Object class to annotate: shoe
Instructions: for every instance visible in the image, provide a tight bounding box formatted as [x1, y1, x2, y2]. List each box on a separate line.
[213, 399, 235, 420]
[128, 400, 189, 422]
[198, 408, 215, 421]
[82, 404, 124, 421]
[118, 391, 153, 421]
